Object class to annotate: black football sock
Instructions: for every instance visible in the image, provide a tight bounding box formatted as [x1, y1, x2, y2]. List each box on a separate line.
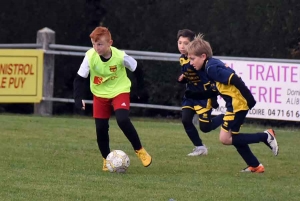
[184, 123, 203, 146]
[115, 109, 142, 150]
[182, 109, 203, 146]
[234, 144, 260, 167]
[232, 133, 268, 146]
[95, 118, 110, 158]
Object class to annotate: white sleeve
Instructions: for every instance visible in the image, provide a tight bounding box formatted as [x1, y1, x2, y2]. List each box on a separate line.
[77, 56, 90, 78]
[123, 54, 137, 72]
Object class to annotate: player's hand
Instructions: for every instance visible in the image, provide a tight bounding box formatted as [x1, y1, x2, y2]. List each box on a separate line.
[81, 100, 86, 110]
[177, 74, 187, 84]
[75, 99, 85, 110]
[178, 74, 184, 82]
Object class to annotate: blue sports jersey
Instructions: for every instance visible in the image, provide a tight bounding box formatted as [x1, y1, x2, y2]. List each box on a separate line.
[204, 58, 250, 113]
[180, 54, 212, 109]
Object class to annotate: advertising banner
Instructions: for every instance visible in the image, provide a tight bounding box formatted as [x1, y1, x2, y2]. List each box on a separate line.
[0, 49, 44, 103]
[212, 59, 300, 121]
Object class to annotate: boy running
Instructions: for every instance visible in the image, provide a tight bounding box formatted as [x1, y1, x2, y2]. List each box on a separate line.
[185, 34, 279, 172]
[177, 29, 224, 156]
[73, 26, 152, 171]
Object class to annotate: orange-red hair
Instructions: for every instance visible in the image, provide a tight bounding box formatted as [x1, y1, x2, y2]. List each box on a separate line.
[89, 26, 112, 42]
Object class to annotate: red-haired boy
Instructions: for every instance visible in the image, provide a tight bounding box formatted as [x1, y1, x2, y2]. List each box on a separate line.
[73, 26, 152, 171]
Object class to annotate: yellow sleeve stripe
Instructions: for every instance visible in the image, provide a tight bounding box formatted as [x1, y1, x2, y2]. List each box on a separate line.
[228, 73, 234, 85]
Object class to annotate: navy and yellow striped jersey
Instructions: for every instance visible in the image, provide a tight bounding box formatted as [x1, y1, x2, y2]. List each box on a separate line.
[180, 54, 211, 92]
[204, 58, 250, 113]
[180, 54, 213, 109]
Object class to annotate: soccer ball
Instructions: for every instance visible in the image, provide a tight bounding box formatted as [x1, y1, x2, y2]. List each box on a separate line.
[106, 150, 130, 173]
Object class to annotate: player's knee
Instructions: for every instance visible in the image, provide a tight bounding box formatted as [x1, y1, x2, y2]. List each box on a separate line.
[95, 119, 109, 133]
[200, 123, 211, 133]
[181, 118, 191, 126]
[219, 135, 231, 145]
[116, 114, 131, 127]
[116, 116, 129, 126]
[115, 109, 130, 126]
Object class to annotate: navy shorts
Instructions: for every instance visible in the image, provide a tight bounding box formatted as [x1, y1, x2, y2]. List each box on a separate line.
[221, 110, 248, 134]
[182, 98, 212, 123]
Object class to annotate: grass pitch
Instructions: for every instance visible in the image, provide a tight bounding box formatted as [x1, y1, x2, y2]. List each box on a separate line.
[1, 114, 300, 201]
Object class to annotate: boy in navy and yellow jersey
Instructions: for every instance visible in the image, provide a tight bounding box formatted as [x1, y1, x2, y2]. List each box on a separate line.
[185, 34, 279, 173]
[73, 26, 151, 171]
[177, 29, 224, 156]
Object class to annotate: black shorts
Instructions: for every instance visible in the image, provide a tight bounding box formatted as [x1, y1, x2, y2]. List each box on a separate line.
[221, 110, 248, 134]
[182, 98, 212, 123]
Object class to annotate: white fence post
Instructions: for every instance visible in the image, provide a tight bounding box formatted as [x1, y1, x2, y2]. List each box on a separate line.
[34, 27, 55, 116]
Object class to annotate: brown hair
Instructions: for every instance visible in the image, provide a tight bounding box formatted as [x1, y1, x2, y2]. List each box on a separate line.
[177, 29, 196, 41]
[89, 26, 112, 42]
[187, 34, 213, 58]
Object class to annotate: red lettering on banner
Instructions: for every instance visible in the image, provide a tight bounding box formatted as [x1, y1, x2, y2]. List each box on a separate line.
[8, 77, 26, 88]
[0, 64, 34, 75]
[0, 77, 6, 88]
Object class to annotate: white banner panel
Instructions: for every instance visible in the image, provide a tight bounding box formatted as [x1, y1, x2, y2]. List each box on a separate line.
[211, 59, 300, 122]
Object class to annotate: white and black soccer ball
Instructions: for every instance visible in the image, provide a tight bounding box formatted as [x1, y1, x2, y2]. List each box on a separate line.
[106, 150, 130, 173]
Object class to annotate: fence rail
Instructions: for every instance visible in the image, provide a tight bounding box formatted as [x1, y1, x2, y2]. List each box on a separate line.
[42, 97, 182, 111]
[2, 43, 300, 63]
[0, 35, 184, 113]
[0, 27, 299, 117]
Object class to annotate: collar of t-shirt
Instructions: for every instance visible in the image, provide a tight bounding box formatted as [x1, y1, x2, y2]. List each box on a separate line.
[100, 55, 111, 62]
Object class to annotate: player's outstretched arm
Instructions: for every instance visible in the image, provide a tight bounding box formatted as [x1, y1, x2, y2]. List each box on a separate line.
[133, 66, 149, 103]
[73, 74, 86, 110]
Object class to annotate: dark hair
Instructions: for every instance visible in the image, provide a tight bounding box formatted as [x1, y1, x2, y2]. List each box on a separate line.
[177, 29, 196, 41]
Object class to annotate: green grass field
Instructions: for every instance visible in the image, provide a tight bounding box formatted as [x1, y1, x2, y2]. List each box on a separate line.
[1, 114, 300, 201]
